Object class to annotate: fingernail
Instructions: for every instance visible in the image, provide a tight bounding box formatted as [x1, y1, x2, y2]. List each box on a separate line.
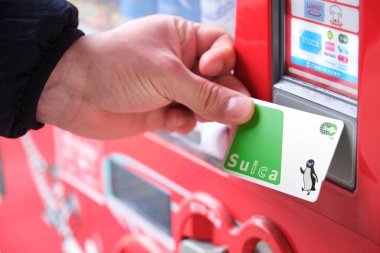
[225, 97, 254, 121]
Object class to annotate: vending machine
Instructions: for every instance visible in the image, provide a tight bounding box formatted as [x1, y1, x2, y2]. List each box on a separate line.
[0, 0, 379, 252]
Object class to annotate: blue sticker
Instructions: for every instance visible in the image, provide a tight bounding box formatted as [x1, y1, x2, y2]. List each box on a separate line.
[291, 56, 358, 84]
[300, 30, 322, 55]
[304, 0, 325, 22]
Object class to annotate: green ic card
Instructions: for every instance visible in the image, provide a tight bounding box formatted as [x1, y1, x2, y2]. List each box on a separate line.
[223, 99, 344, 202]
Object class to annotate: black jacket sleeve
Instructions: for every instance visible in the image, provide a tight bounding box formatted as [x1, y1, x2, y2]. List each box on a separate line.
[0, 0, 84, 138]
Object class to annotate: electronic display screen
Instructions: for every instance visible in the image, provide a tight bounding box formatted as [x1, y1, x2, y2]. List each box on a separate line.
[110, 161, 171, 235]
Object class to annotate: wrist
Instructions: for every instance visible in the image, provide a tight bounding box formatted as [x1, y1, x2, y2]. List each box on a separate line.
[36, 36, 89, 129]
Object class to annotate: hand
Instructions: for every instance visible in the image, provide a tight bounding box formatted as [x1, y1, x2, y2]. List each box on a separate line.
[37, 15, 254, 139]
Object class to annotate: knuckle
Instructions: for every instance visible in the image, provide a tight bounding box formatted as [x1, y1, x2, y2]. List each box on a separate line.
[198, 80, 223, 115]
[154, 56, 183, 96]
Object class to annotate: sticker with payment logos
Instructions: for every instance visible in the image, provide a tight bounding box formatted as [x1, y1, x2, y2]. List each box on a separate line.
[291, 0, 359, 33]
[291, 18, 359, 85]
[223, 99, 344, 202]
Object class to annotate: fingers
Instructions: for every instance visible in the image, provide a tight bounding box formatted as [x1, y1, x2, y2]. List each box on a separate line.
[178, 22, 250, 125]
[198, 35, 235, 76]
[193, 75, 252, 123]
[193, 23, 235, 76]
[174, 18, 235, 76]
[211, 75, 251, 97]
[163, 106, 197, 134]
[136, 105, 196, 134]
[171, 69, 254, 125]
[64, 105, 197, 139]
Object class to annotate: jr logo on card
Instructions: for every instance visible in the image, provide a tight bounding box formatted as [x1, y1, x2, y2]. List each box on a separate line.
[224, 105, 283, 185]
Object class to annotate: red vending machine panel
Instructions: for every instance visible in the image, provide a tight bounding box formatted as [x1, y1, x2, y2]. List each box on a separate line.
[236, 0, 380, 250]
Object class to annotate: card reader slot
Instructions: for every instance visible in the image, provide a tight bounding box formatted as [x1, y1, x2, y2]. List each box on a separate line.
[273, 79, 357, 190]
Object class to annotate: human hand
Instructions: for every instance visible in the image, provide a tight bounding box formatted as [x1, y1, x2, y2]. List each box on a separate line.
[37, 15, 254, 139]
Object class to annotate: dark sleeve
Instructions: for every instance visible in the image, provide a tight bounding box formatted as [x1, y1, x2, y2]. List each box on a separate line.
[0, 0, 84, 138]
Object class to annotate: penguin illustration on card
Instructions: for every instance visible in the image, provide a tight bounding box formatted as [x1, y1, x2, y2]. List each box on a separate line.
[300, 159, 319, 195]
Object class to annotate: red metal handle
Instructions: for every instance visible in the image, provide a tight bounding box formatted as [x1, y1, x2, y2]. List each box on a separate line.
[113, 234, 162, 253]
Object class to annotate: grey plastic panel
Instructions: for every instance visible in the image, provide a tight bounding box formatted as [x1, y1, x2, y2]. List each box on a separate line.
[180, 239, 227, 253]
[273, 83, 357, 190]
[109, 160, 171, 235]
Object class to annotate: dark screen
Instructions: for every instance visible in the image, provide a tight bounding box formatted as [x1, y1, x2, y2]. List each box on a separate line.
[110, 161, 171, 235]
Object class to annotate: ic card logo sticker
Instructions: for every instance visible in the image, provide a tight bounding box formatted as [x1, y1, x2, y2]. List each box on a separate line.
[338, 33, 349, 44]
[291, 18, 359, 87]
[325, 41, 335, 52]
[338, 55, 349, 64]
[327, 30, 334, 40]
[300, 159, 318, 196]
[338, 45, 349, 55]
[330, 5, 343, 27]
[304, 0, 325, 22]
[300, 30, 322, 55]
[320, 122, 338, 137]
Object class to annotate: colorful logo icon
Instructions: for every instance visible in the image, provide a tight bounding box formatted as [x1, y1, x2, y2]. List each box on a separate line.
[327, 30, 334, 40]
[320, 122, 337, 136]
[304, 0, 325, 22]
[300, 30, 322, 55]
[325, 41, 335, 52]
[338, 55, 349, 64]
[338, 45, 349, 55]
[339, 34, 349, 44]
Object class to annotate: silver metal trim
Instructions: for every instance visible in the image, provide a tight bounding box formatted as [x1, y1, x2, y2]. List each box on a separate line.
[274, 78, 358, 118]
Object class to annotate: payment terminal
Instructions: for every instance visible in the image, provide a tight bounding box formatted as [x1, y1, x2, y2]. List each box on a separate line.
[235, 0, 380, 249]
[275, 0, 359, 190]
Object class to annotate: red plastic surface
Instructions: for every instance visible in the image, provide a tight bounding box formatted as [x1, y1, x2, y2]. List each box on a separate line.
[235, 0, 273, 101]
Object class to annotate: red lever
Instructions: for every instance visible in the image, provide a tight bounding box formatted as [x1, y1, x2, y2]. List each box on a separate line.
[173, 192, 234, 250]
[113, 234, 162, 253]
[229, 215, 292, 253]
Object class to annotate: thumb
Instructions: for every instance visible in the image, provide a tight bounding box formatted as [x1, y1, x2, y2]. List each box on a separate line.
[171, 70, 254, 125]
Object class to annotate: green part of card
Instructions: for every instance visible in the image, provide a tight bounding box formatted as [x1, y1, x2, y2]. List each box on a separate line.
[224, 104, 284, 185]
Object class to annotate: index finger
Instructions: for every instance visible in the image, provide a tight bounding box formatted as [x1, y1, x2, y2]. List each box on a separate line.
[193, 23, 236, 77]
